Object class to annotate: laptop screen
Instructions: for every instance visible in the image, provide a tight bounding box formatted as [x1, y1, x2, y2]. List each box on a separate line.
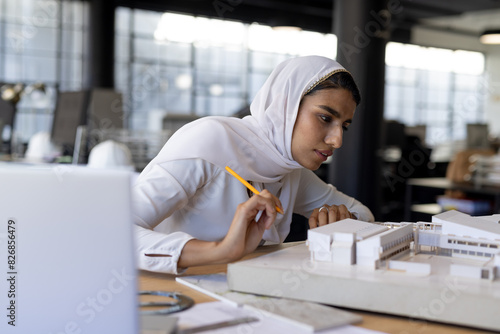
[0, 164, 138, 334]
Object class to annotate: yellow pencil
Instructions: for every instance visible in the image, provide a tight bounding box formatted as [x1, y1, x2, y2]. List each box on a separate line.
[225, 166, 283, 214]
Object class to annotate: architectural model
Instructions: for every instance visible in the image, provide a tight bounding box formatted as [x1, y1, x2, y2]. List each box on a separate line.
[307, 211, 500, 281]
[227, 210, 500, 331]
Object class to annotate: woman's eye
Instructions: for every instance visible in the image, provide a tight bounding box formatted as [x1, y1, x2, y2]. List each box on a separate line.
[342, 125, 349, 132]
[320, 115, 332, 123]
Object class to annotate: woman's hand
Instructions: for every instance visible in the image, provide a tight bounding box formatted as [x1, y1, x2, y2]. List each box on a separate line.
[218, 189, 281, 261]
[178, 190, 281, 268]
[308, 204, 356, 229]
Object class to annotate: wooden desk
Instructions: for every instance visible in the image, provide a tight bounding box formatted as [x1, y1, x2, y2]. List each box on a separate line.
[139, 244, 492, 334]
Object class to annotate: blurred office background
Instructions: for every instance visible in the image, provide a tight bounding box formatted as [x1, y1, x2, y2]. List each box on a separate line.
[1, 0, 500, 223]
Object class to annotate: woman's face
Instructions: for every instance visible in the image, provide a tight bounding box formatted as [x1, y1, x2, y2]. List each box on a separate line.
[291, 88, 356, 171]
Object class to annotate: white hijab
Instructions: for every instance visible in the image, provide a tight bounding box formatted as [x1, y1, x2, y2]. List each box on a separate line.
[158, 55, 348, 181]
[151, 56, 349, 241]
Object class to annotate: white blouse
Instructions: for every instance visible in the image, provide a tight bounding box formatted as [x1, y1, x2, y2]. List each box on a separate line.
[133, 158, 374, 274]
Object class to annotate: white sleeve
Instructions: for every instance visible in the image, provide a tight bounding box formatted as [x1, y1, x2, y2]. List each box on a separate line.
[134, 226, 194, 274]
[132, 159, 214, 274]
[293, 169, 374, 222]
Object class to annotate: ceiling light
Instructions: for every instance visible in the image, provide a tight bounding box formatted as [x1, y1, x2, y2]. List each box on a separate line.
[209, 84, 224, 96]
[479, 29, 500, 44]
[272, 26, 302, 32]
[269, 18, 302, 33]
[175, 74, 192, 90]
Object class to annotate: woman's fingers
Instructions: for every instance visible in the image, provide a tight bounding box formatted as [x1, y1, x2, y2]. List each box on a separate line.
[253, 190, 280, 229]
[337, 204, 351, 220]
[309, 204, 354, 228]
[259, 189, 283, 218]
[221, 191, 279, 261]
[238, 189, 279, 229]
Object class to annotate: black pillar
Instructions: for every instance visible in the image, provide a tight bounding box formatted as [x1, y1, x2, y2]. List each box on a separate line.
[87, 0, 116, 88]
[331, 0, 391, 219]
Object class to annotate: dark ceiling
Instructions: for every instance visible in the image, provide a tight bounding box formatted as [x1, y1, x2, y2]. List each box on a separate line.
[115, 0, 500, 40]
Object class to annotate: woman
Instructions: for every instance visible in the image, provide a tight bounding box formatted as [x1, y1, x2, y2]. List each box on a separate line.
[133, 55, 374, 274]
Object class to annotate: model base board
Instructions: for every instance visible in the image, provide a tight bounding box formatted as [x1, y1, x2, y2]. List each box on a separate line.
[227, 243, 500, 331]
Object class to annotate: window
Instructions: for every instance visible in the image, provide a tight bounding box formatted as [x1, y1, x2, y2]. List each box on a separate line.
[384, 42, 485, 146]
[0, 0, 88, 143]
[115, 8, 488, 142]
[115, 8, 337, 130]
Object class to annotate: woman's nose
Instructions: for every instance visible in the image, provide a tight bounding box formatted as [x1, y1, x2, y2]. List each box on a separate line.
[325, 126, 343, 149]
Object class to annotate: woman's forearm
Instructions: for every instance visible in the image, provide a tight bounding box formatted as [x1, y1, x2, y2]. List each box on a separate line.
[178, 190, 280, 269]
[177, 239, 233, 268]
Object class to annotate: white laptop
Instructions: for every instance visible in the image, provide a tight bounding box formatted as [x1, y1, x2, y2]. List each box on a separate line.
[0, 163, 139, 333]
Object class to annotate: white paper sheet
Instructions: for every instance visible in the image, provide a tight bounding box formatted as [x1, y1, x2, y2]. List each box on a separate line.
[175, 301, 386, 334]
[176, 273, 386, 333]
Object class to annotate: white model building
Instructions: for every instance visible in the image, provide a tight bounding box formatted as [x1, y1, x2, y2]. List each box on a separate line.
[307, 219, 388, 265]
[307, 210, 500, 281]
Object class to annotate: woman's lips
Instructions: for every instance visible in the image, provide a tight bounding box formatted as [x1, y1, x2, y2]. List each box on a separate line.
[315, 150, 333, 162]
